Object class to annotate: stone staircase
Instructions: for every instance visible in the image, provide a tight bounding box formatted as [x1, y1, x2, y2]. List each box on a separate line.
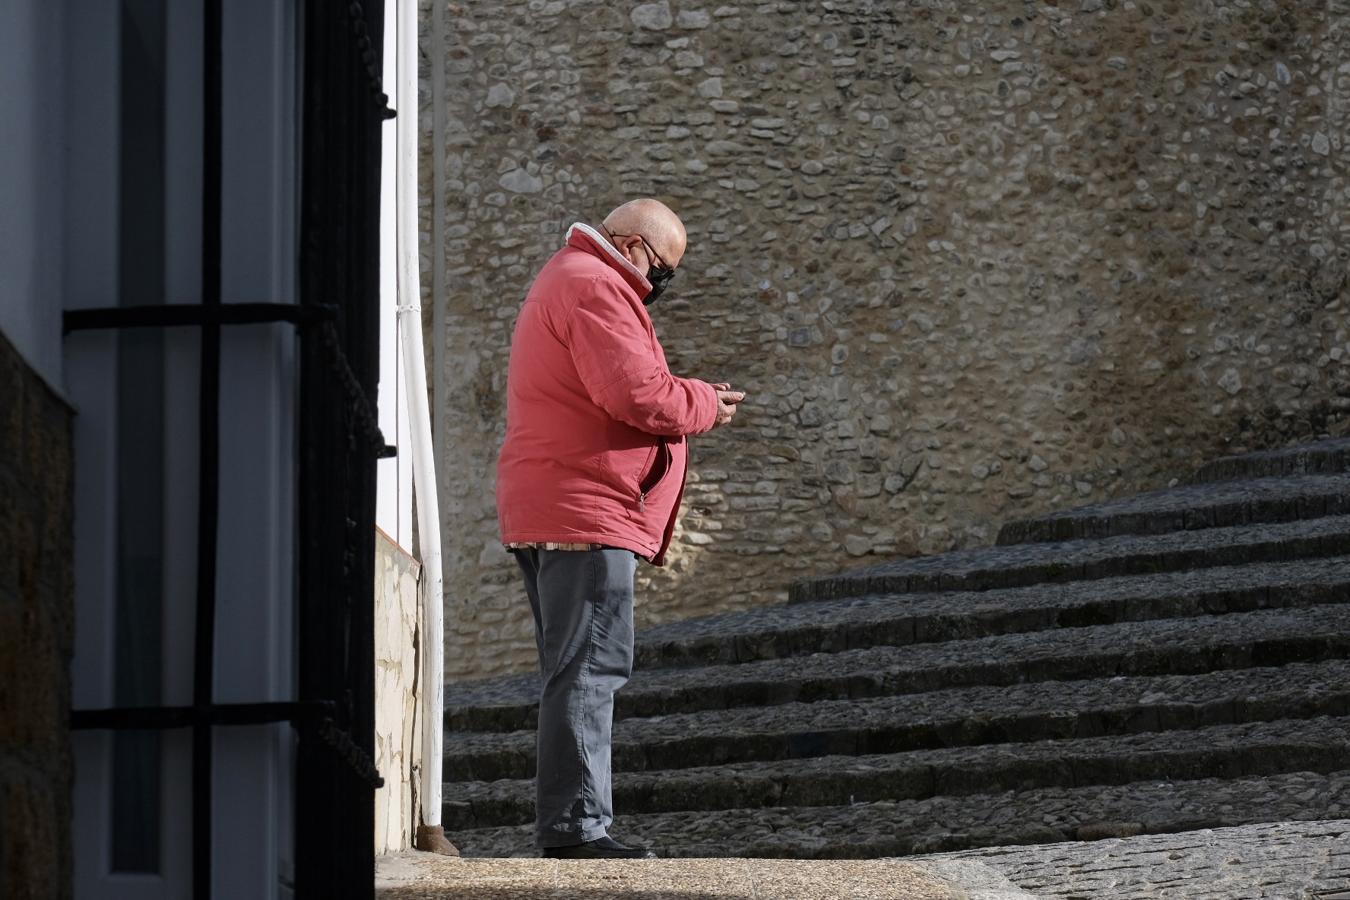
[444, 437, 1350, 858]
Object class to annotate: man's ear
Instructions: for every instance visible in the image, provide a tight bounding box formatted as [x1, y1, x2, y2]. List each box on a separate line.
[620, 238, 640, 264]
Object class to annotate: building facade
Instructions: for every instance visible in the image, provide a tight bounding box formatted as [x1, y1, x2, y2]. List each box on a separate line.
[1, 0, 392, 896]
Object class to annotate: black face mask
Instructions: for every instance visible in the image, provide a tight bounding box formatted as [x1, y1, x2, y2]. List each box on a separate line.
[602, 224, 677, 306]
[645, 265, 675, 305]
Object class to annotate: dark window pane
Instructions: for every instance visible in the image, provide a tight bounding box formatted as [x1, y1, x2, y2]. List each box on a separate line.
[111, 730, 162, 873]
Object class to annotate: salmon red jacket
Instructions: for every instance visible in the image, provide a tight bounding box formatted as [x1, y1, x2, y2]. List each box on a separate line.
[495, 223, 719, 566]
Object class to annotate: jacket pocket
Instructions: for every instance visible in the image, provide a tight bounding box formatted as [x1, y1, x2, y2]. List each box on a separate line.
[637, 439, 673, 512]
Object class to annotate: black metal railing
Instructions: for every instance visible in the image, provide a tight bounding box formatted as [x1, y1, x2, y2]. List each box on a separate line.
[294, 1, 389, 897]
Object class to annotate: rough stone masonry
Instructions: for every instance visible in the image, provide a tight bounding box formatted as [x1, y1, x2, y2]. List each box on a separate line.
[420, 0, 1350, 680]
[0, 330, 74, 899]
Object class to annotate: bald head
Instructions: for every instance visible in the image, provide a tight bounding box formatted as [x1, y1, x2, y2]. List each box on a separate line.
[602, 198, 687, 269]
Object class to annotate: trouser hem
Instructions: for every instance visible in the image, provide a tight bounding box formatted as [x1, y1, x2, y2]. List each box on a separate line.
[537, 823, 609, 849]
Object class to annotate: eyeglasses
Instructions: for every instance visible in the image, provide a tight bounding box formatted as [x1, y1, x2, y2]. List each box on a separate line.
[602, 226, 675, 275]
[601, 224, 677, 305]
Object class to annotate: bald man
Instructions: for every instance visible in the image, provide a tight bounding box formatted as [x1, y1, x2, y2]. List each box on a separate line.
[496, 200, 744, 858]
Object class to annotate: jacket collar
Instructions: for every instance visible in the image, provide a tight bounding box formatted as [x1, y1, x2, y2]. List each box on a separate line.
[566, 222, 652, 297]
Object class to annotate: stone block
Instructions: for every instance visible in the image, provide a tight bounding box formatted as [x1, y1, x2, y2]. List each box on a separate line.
[0, 776, 64, 900]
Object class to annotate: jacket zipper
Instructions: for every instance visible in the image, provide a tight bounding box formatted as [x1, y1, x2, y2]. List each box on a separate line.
[637, 440, 671, 514]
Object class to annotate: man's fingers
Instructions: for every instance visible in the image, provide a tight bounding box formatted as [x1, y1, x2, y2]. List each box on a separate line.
[713, 399, 738, 427]
[711, 388, 745, 429]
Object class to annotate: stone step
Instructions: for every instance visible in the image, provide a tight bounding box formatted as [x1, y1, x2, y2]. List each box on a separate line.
[1189, 436, 1350, 485]
[633, 555, 1350, 672]
[994, 473, 1350, 546]
[448, 558, 1350, 731]
[788, 513, 1350, 605]
[447, 599, 1350, 735]
[446, 769, 1350, 858]
[442, 715, 1350, 831]
[444, 658, 1350, 782]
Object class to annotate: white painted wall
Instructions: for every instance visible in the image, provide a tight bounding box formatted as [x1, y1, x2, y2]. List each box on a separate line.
[373, 533, 425, 853]
[0, 0, 66, 387]
[374, 0, 426, 853]
[377, 0, 415, 551]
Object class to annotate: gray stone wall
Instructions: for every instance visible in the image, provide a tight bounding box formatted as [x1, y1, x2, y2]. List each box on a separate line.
[422, 0, 1350, 680]
[0, 329, 74, 898]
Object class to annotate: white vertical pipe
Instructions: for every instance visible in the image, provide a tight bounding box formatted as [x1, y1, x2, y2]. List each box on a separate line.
[396, 0, 444, 830]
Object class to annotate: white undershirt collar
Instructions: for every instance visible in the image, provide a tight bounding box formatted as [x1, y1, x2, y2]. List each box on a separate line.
[566, 222, 651, 290]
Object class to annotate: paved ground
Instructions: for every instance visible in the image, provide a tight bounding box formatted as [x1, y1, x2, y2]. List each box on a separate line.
[377, 819, 1350, 899]
[375, 854, 972, 899]
[915, 819, 1350, 899]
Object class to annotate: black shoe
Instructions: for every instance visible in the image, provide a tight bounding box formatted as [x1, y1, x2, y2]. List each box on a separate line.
[542, 835, 657, 859]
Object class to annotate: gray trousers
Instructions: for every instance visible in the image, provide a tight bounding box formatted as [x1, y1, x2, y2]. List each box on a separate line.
[511, 546, 638, 848]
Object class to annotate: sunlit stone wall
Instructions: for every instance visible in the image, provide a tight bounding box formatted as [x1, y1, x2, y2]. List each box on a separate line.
[421, 0, 1350, 679]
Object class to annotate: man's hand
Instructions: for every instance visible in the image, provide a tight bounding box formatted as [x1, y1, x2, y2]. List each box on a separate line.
[710, 382, 745, 429]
